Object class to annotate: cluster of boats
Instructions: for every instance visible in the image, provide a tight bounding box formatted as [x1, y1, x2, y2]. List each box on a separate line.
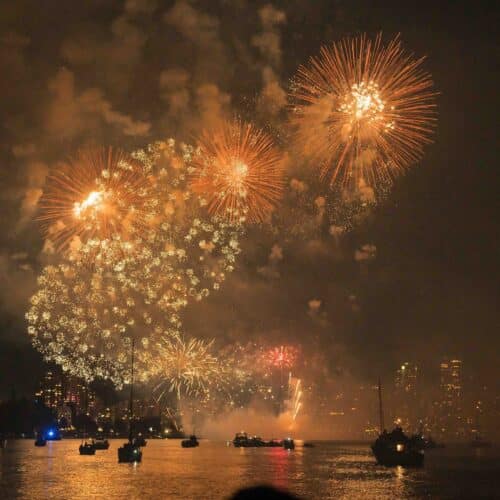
[232, 432, 295, 450]
[24, 352, 492, 469]
[79, 438, 110, 455]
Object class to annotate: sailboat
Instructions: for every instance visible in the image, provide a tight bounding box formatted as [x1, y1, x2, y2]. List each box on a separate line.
[118, 339, 143, 463]
[371, 378, 424, 467]
[79, 383, 96, 455]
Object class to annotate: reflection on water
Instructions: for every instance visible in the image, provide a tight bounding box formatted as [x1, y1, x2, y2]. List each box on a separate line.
[0, 440, 498, 499]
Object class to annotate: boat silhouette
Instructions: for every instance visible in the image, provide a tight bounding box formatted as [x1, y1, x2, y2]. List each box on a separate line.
[181, 435, 200, 448]
[371, 378, 424, 467]
[118, 339, 142, 463]
[79, 442, 96, 455]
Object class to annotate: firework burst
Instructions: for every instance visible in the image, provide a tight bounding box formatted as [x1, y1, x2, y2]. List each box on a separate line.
[152, 336, 224, 400]
[290, 33, 436, 191]
[38, 147, 154, 251]
[27, 140, 242, 387]
[190, 120, 286, 223]
[264, 345, 298, 370]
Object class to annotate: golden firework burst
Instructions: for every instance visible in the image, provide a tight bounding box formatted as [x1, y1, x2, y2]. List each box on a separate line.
[152, 336, 223, 400]
[190, 120, 286, 223]
[290, 33, 437, 190]
[38, 147, 153, 250]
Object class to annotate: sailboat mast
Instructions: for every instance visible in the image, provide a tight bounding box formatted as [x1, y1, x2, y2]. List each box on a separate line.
[378, 377, 385, 433]
[129, 338, 135, 442]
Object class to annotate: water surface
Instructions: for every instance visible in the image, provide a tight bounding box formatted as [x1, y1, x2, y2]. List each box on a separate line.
[0, 440, 498, 499]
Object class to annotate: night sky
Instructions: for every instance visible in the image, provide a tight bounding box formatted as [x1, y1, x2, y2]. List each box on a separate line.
[0, 0, 497, 398]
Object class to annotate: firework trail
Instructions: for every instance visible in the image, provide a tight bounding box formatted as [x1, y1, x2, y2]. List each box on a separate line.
[190, 120, 286, 223]
[290, 33, 436, 192]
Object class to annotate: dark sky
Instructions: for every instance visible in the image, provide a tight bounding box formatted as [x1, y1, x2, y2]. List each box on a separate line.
[0, 0, 498, 398]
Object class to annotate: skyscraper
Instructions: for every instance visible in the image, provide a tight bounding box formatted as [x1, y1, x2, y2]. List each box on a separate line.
[394, 362, 418, 430]
[35, 370, 63, 410]
[438, 358, 464, 438]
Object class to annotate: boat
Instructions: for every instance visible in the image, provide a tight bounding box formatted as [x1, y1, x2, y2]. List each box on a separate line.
[118, 441, 142, 463]
[34, 436, 46, 447]
[79, 442, 96, 455]
[371, 378, 424, 467]
[181, 435, 200, 448]
[92, 438, 110, 450]
[118, 339, 143, 463]
[233, 433, 266, 447]
[232, 433, 294, 449]
[372, 428, 424, 467]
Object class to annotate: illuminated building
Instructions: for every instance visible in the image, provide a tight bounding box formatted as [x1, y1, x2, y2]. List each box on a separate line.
[35, 370, 63, 410]
[394, 362, 419, 431]
[437, 358, 464, 438]
[64, 376, 96, 417]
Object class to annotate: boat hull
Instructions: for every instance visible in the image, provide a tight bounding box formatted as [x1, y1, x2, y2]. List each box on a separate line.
[93, 441, 110, 450]
[181, 440, 199, 448]
[79, 445, 96, 455]
[372, 445, 424, 467]
[118, 443, 142, 463]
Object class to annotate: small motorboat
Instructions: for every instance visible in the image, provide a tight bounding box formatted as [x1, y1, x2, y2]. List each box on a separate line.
[79, 442, 96, 455]
[34, 437, 46, 447]
[118, 441, 142, 463]
[92, 438, 110, 450]
[181, 435, 199, 448]
[283, 438, 295, 450]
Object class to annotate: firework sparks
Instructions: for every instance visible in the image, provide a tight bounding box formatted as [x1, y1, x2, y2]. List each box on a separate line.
[264, 345, 298, 369]
[289, 377, 303, 421]
[152, 336, 224, 400]
[290, 33, 436, 191]
[38, 147, 154, 250]
[190, 120, 285, 223]
[27, 140, 242, 387]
